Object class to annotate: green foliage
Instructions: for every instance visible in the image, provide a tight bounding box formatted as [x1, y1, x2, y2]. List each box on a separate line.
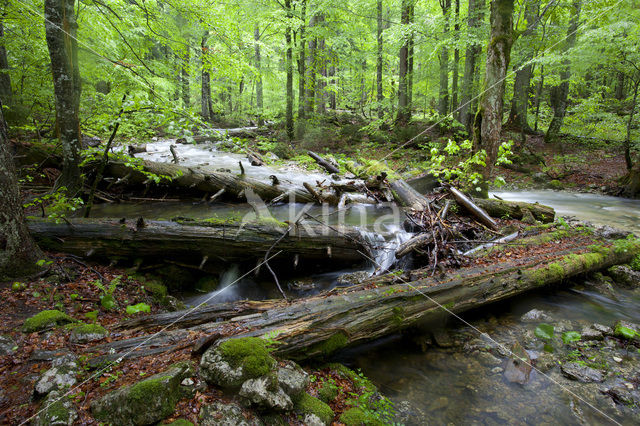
[23, 187, 84, 223]
[92, 275, 122, 311]
[317, 378, 340, 403]
[535, 323, 555, 341]
[126, 303, 151, 315]
[629, 255, 640, 272]
[615, 325, 639, 340]
[562, 331, 582, 345]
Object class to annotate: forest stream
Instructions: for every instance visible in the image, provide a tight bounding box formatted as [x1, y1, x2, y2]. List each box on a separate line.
[81, 139, 640, 424]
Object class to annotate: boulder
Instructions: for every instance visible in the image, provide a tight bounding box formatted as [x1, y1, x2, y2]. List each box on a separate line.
[32, 390, 78, 426]
[561, 362, 604, 383]
[0, 335, 17, 356]
[580, 325, 605, 341]
[608, 265, 640, 288]
[69, 324, 108, 344]
[34, 360, 78, 397]
[294, 393, 334, 426]
[520, 309, 553, 323]
[91, 361, 195, 426]
[275, 361, 309, 398]
[239, 376, 293, 411]
[199, 400, 262, 426]
[200, 337, 276, 389]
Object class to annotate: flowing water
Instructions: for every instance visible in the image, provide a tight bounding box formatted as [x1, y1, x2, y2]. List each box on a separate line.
[106, 139, 640, 422]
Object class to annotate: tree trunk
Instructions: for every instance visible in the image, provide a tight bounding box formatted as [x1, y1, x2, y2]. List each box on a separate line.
[305, 15, 317, 114]
[451, 0, 460, 114]
[27, 218, 369, 265]
[297, 0, 307, 119]
[316, 18, 326, 115]
[458, 0, 484, 131]
[285, 0, 294, 140]
[201, 34, 213, 122]
[44, 0, 82, 195]
[254, 26, 264, 126]
[472, 0, 515, 198]
[473, 197, 554, 223]
[111, 235, 640, 361]
[181, 47, 190, 109]
[0, 100, 43, 279]
[624, 77, 640, 171]
[396, 0, 411, 124]
[438, 0, 451, 116]
[506, 0, 539, 134]
[544, 0, 581, 143]
[407, 4, 415, 111]
[329, 64, 336, 110]
[0, 17, 11, 106]
[376, 0, 384, 118]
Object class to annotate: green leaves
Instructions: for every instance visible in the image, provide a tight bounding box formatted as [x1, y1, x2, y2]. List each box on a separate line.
[561, 331, 582, 344]
[535, 323, 555, 341]
[126, 303, 151, 315]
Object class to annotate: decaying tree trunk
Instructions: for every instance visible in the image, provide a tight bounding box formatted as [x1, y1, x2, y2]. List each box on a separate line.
[473, 198, 555, 223]
[27, 218, 370, 264]
[104, 159, 319, 203]
[0, 101, 44, 279]
[44, 0, 83, 195]
[110, 235, 640, 361]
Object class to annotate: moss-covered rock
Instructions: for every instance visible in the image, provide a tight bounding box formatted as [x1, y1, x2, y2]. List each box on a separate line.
[317, 379, 339, 403]
[339, 407, 384, 426]
[69, 323, 108, 344]
[295, 393, 334, 425]
[165, 419, 194, 426]
[22, 310, 77, 333]
[200, 337, 276, 388]
[199, 400, 261, 426]
[33, 390, 77, 426]
[143, 279, 168, 299]
[91, 361, 195, 425]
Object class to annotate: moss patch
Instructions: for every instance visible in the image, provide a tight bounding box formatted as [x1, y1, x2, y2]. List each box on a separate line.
[218, 337, 276, 378]
[308, 332, 349, 357]
[22, 310, 76, 333]
[295, 393, 334, 425]
[339, 407, 385, 426]
[165, 420, 194, 426]
[143, 280, 168, 299]
[70, 323, 107, 336]
[317, 379, 339, 403]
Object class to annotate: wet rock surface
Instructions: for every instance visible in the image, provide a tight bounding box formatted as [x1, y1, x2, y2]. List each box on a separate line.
[608, 265, 640, 288]
[239, 376, 293, 411]
[199, 400, 262, 426]
[520, 309, 553, 323]
[561, 362, 605, 383]
[336, 271, 370, 286]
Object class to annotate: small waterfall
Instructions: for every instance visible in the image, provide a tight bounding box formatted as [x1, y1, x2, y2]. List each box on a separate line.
[358, 225, 413, 276]
[187, 264, 242, 306]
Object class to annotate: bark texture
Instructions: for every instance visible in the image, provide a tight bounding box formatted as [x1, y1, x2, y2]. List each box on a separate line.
[44, 0, 82, 195]
[0, 101, 43, 279]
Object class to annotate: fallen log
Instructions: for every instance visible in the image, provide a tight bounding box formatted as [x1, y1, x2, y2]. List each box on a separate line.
[389, 179, 430, 210]
[395, 233, 434, 258]
[448, 186, 498, 230]
[474, 198, 555, 223]
[176, 128, 260, 144]
[308, 151, 340, 174]
[110, 233, 640, 361]
[104, 159, 318, 203]
[27, 218, 370, 264]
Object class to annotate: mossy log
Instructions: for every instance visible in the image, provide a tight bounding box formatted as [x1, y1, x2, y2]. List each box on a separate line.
[26, 218, 370, 264]
[389, 179, 430, 210]
[105, 159, 319, 203]
[474, 198, 555, 223]
[111, 236, 640, 361]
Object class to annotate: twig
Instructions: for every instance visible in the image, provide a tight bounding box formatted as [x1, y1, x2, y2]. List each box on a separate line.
[264, 226, 292, 301]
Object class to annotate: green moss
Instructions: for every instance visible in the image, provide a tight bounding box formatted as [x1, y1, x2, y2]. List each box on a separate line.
[143, 280, 168, 299]
[218, 337, 276, 378]
[22, 310, 76, 333]
[295, 393, 334, 425]
[43, 400, 72, 423]
[339, 407, 384, 426]
[70, 323, 107, 336]
[317, 379, 339, 403]
[328, 364, 377, 393]
[127, 377, 176, 419]
[391, 306, 405, 325]
[309, 332, 349, 357]
[613, 235, 640, 255]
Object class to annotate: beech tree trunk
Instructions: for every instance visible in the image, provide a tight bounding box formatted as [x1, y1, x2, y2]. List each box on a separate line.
[438, 0, 451, 116]
[44, 0, 82, 195]
[472, 0, 515, 198]
[0, 101, 43, 279]
[285, 0, 294, 140]
[201, 33, 213, 122]
[376, 0, 384, 118]
[181, 47, 190, 109]
[458, 0, 484, 131]
[254, 26, 264, 126]
[506, 0, 539, 134]
[545, 0, 581, 143]
[297, 0, 307, 119]
[451, 0, 460, 114]
[396, 0, 412, 124]
[305, 15, 317, 114]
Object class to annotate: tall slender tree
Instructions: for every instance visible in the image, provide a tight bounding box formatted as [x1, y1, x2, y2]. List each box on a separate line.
[297, 0, 307, 119]
[438, 0, 451, 116]
[396, 0, 412, 124]
[376, 0, 384, 118]
[201, 32, 213, 122]
[0, 9, 11, 106]
[473, 0, 515, 198]
[285, 0, 295, 139]
[545, 0, 581, 143]
[254, 25, 264, 126]
[458, 0, 484, 131]
[44, 0, 82, 195]
[451, 0, 460, 113]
